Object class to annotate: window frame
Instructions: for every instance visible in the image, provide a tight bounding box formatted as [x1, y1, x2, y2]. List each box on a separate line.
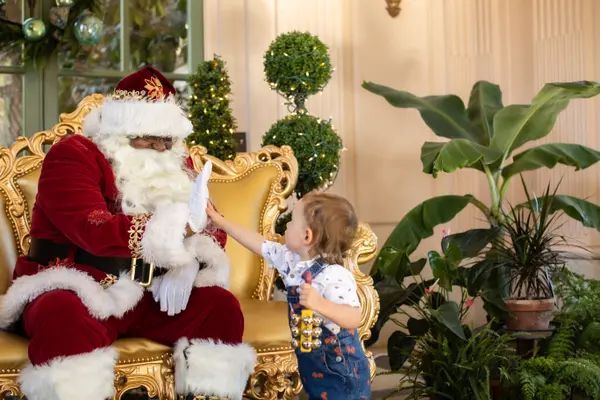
[0, 0, 204, 138]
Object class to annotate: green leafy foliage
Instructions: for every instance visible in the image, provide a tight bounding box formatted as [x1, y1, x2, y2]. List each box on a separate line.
[186, 56, 238, 160]
[262, 114, 342, 197]
[363, 79, 600, 345]
[373, 195, 472, 276]
[492, 182, 566, 299]
[402, 323, 516, 400]
[517, 357, 600, 400]
[263, 31, 333, 113]
[513, 272, 600, 400]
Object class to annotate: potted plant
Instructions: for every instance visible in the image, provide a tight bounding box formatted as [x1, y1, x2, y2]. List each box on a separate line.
[508, 270, 600, 400]
[492, 182, 565, 330]
[361, 80, 600, 339]
[388, 253, 517, 400]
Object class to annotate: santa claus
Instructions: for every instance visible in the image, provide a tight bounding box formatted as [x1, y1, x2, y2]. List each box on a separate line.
[0, 66, 255, 400]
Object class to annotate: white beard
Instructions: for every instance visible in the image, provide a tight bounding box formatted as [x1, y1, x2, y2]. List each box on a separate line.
[92, 135, 192, 215]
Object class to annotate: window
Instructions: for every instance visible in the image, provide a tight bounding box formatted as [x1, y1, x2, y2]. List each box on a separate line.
[0, 0, 203, 145]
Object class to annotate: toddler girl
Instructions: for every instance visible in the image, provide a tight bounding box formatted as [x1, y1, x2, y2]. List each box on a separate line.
[207, 192, 370, 400]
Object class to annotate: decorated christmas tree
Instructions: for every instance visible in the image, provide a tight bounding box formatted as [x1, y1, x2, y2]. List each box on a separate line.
[186, 56, 237, 160]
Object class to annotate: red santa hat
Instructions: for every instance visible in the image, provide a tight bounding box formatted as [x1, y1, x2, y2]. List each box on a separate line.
[82, 65, 193, 140]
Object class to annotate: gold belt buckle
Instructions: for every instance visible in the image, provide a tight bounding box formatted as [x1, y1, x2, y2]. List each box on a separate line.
[130, 257, 155, 287]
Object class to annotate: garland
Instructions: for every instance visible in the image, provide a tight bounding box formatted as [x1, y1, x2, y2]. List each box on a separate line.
[0, 0, 103, 69]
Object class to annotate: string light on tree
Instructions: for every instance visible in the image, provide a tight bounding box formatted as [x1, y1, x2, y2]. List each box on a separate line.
[263, 114, 342, 197]
[186, 55, 238, 160]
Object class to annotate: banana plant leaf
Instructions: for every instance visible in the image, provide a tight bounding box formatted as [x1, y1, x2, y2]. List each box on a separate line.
[502, 143, 600, 178]
[421, 140, 501, 176]
[466, 80, 503, 143]
[518, 195, 600, 231]
[442, 228, 500, 258]
[373, 195, 473, 277]
[491, 81, 600, 157]
[362, 81, 486, 145]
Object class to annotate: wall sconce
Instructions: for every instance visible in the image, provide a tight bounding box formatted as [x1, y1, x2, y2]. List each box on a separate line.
[385, 0, 402, 17]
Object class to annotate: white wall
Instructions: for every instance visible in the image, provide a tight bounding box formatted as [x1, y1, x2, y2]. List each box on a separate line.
[204, 0, 600, 343]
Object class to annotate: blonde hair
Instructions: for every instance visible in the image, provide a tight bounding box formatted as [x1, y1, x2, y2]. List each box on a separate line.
[301, 192, 358, 265]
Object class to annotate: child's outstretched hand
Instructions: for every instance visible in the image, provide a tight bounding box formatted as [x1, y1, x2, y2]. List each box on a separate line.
[299, 283, 323, 311]
[206, 201, 224, 227]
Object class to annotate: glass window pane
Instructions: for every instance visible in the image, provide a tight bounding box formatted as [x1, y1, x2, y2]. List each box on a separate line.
[58, 0, 121, 70]
[130, 0, 188, 73]
[0, 0, 23, 67]
[0, 74, 23, 147]
[58, 76, 118, 114]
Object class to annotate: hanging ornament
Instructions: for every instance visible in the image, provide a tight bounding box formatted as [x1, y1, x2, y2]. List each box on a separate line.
[73, 14, 103, 45]
[22, 18, 47, 41]
[55, 0, 74, 6]
[49, 6, 70, 29]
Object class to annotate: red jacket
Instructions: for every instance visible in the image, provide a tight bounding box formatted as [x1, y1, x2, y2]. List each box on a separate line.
[1, 135, 229, 329]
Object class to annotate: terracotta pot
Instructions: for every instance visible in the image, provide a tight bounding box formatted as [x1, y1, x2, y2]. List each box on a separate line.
[504, 298, 555, 331]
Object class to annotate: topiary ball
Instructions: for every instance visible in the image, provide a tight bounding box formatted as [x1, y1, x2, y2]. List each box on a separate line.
[263, 114, 342, 197]
[264, 31, 333, 109]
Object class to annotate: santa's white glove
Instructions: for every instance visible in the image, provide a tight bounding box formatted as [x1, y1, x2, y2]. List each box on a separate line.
[188, 160, 212, 233]
[149, 262, 199, 316]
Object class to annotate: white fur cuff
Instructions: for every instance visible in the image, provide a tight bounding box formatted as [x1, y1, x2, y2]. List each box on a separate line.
[0, 268, 143, 329]
[173, 338, 256, 399]
[18, 347, 118, 400]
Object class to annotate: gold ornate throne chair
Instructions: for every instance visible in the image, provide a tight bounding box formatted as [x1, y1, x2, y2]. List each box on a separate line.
[0, 94, 379, 400]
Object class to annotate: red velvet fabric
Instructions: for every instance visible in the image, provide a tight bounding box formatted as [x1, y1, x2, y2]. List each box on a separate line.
[14, 134, 226, 281]
[115, 65, 176, 99]
[12, 134, 237, 366]
[22, 287, 243, 365]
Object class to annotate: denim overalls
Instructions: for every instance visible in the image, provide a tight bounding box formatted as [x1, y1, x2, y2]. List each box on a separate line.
[287, 259, 371, 400]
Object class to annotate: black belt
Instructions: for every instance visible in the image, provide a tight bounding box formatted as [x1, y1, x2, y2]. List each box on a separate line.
[28, 237, 165, 284]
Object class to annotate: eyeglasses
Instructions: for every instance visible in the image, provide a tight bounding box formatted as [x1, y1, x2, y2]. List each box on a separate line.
[129, 135, 174, 150]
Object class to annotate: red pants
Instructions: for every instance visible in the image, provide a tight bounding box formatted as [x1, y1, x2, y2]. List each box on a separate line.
[22, 286, 244, 365]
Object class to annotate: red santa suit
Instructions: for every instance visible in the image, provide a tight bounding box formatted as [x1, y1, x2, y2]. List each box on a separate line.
[0, 66, 255, 400]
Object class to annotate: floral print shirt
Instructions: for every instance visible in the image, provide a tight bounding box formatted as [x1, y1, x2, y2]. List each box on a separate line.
[261, 240, 360, 334]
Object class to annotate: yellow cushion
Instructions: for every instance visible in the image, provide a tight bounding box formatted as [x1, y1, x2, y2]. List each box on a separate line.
[240, 300, 292, 352]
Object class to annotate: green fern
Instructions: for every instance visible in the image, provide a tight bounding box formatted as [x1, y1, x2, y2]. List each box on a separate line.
[559, 358, 600, 399]
[547, 317, 577, 359]
[519, 370, 540, 400]
[536, 383, 568, 400]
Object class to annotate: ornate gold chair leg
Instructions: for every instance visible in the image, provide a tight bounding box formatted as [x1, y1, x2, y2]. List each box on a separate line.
[114, 354, 175, 400]
[0, 373, 24, 399]
[245, 352, 302, 399]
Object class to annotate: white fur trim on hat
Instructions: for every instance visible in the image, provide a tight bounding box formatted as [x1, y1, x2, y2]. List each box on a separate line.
[0, 268, 144, 329]
[173, 338, 256, 399]
[18, 347, 118, 400]
[185, 233, 230, 289]
[82, 98, 193, 140]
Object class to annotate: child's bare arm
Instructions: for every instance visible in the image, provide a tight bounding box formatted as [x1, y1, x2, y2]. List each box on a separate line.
[206, 201, 264, 255]
[299, 284, 362, 329]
